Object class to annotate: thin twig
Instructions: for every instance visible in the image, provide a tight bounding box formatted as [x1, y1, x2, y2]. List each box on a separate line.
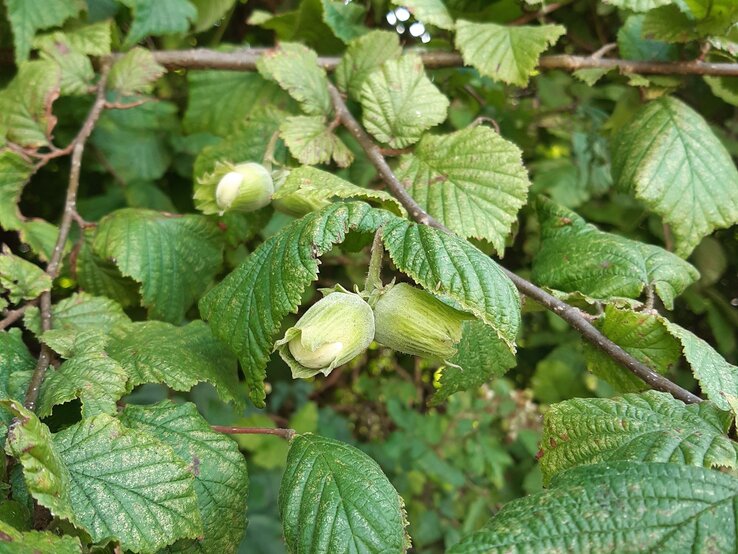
[328, 83, 702, 405]
[211, 425, 296, 440]
[0, 300, 37, 331]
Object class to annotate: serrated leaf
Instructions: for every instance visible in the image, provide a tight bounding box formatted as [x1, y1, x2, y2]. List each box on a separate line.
[321, 0, 368, 43]
[0, 150, 33, 231]
[109, 47, 166, 96]
[199, 202, 391, 407]
[0, 329, 35, 400]
[279, 115, 354, 167]
[190, 0, 235, 32]
[532, 197, 699, 309]
[93, 208, 223, 323]
[612, 96, 738, 257]
[336, 30, 402, 101]
[251, 0, 344, 53]
[33, 20, 112, 56]
[24, 291, 130, 336]
[617, 15, 678, 62]
[40, 48, 93, 97]
[380, 217, 520, 351]
[360, 54, 449, 148]
[18, 218, 68, 262]
[641, 5, 700, 43]
[449, 462, 738, 553]
[0, 249, 50, 304]
[5, 0, 82, 63]
[455, 21, 565, 86]
[396, 126, 530, 254]
[604, 0, 672, 10]
[280, 433, 408, 553]
[120, 0, 197, 48]
[541, 391, 738, 484]
[392, 0, 454, 30]
[584, 306, 681, 392]
[120, 401, 249, 553]
[0, 520, 82, 553]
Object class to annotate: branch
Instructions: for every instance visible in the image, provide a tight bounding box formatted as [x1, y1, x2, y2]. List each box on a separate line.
[0, 300, 37, 331]
[328, 83, 702, 406]
[211, 425, 296, 440]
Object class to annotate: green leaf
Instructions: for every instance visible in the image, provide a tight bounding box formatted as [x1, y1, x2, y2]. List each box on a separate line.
[391, 0, 454, 30]
[279, 115, 354, 167]
[335, 30, 402, 101]
[455, 21, 565, 86]
[257, 43, 331, 116]
[0, 60, 61, 148]
[33, 20, 112, 56]
[120, 401, 249, 553]
[361, 54, 449, 148]
[280, 433, 408, 553]
[108, 47, 166, 96]
[199, 202, 391, 407]
[641, 5, 700, 43]
[0, 329, 35, 400]
[120, 0, 197, 48]
[604, 0, 672, 10]
[664, 320, 738, 410]
[532, 197, 699, 309]
[617, 15, 678, 61]
[107, 320, 241, 406]
[0, 150, 33, 231]
[0, 249, 50, 304]
[321, 0, 368, 43]
[4, 0, 83, 63]
[449, 462, 738, 553]
[24, 292, 130, 336]
[93, 208, 223, 323]
[540, 391, 738, 484]
[584, 306, 681, 392]
[190, 0, 235, 32]
[380, 217, 520, 351]
[612, 96, 738, 257]
[395, 125, 530, 254]
[0, 520, 82, 553]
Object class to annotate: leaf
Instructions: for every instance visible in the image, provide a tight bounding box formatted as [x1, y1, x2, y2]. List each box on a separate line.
[280, 433, 408, 553]
[33, 20, 112, 56]
[17, 219, 68, 263]
[279, 115, 354, 167]
[108, 47, 166, 96]
[448, 462, 738, 553]
[120, 401, 249, 553]
[107, 320, 241, 407]
[604, 0, 672, 10]
[4, 0, 83, 63]
[612, 96, 738, 257]
[380, 217, 520, 351]
[584, 306, 681, 392]
[0, 329, 35, 400]
[199, 202, 391, 407]
[0, 150, 33, 231]
[395, 126, 530, 254]
[0, 249, 51, 303]
[0, 60, 61, 148]
[540, 391, 738, 484]
[455, 21, 565, 86]
[321, 0, 368, 43]
[392, 0, 454, 30]
[120, 0, 197, 48]
[335, 30, 402, 101]
[93, 208, 223, 323]
[361, 54, 449, 148]
[664, 320, 738, 410]
[641, 5, 700, 43]
[190, 0, 235, 32]
[532, 197, 699, 309]
[0, 521, 82, 553]
[24, 292, 130, 336]
[617, 15, 678, 62]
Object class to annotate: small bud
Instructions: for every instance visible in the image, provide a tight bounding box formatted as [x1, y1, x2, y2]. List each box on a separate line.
[373, 283, 471, 361]
[275, 291, 375, 378]
[194, 161, 274, 215]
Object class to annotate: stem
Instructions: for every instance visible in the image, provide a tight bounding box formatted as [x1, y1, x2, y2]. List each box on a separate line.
[0, 301, 36, 331]
[211, 425, 296, 440]
[328, 83, 702, 406]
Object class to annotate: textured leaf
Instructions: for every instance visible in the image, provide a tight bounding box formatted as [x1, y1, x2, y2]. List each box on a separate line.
[604, 0, 672, 10]
[540, 391, 738, 483]
[360, 54, 449, 148]
[0, 249, 51, 303]
[612, 96, 738, 257]
[93, 208, 223, 323]
[121, 401, 249, 553]
[449, 462, 738, 553]
[617, 15, 678, 61]
[0, 150, 33, 231]
[108, 47, 166, 96]
[190, 0, 235, 32]
[532, 197, 699, 309]
[381, 218, 520, 351]
[199, 202, 391, 407]
[641, 5, 700, 43]
[17, 219, 67, 263]
[392, 0, 454, 30]
[33, 20, 112, 56]
[335, 30, 402, 101]
[280, 433, 408, 553]
[24, 292, 130, 336]
[396, 126, 530, 254]
[321, 0, 368, 43]
[257, 43, 331, 116]
[4, 0, 82, 63]
[280, 115, 354, 167]
[455, 21, 565, 86]
[584, 306, 681, 392]
[0, 329, 35, 400]
[0, 521, 82, 553]
[107, 320, 241, 407]
[120, 0, 197, 48]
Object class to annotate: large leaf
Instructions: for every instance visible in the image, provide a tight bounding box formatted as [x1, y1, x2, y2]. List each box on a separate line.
[108, 47, 166, 96]
[93, 208, 223, 323]
[199, 202, 391, 407]
[280, 433, 408, 553]
[612, 96, 738, 257]
[532, 197, 699, 309]
[455, 21, 565, 86]
[0, 150, 33, 230]
[279, 115, 353, 167]
[120, 0, 197, 48]
[120, 401, 249, 553]
[0, 249, 51, 304]
[540, 391, 738, 483]
[4, 0, 82, 63]
[335, 30, 402, 101]
[395, 126, 530, 254]
[392, 0, 454, 30]
[24, 291, 130, 336]
[360, 54, 449, 148]
[381, 217, 520, 351]
[449, 462, 738, 553]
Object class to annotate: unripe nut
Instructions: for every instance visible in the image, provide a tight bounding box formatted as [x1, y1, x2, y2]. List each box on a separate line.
[214, 162, 274, 214]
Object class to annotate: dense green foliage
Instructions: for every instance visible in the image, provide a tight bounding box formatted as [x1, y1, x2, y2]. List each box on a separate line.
[0, 0, 737, 552]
